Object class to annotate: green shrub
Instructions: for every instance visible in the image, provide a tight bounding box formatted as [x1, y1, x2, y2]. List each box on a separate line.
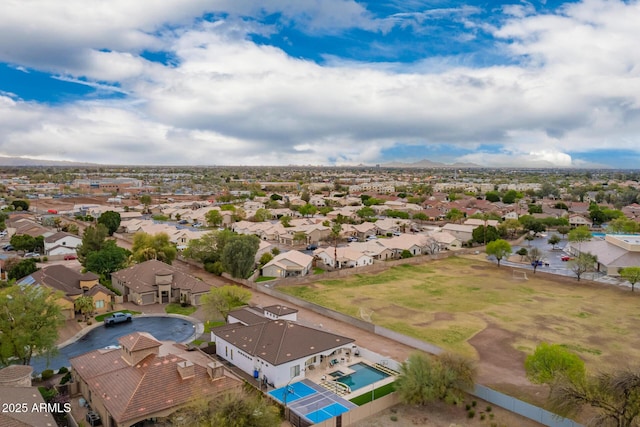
[486, 405, 492, 412]
[480, 414, 485, 420]
[58, 367, 68, 374]
[41, 369, 54, 380]
[465, 403, 471, 410]
[43, 256, 48, 262]
[38, 386, 57, 401]
[390, 415, 398, 422]
[467, 410, 475, 418]
[60, 372, 72, 385]
[471, 400, 477, 407]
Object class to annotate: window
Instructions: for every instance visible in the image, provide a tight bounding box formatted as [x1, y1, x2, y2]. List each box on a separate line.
[290, 365, 300, 378]
[95, 300, 104, 309]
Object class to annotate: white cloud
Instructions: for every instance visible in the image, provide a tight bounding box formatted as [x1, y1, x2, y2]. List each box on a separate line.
[1, 0, 640, 167]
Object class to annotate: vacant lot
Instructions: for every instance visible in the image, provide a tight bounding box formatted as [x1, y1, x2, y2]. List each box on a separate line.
[277, 256, 640, 402]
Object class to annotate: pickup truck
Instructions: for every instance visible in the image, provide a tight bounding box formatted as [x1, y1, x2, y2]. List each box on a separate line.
[104, 312, 132, 326]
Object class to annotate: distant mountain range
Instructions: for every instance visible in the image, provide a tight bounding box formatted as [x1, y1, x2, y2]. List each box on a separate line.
[0, 156, 96, 167]
[381, 159, 481, 168]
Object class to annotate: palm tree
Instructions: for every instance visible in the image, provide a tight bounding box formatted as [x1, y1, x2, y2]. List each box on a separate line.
[74, 295, 94, 321]
[330, 222, 342, 269]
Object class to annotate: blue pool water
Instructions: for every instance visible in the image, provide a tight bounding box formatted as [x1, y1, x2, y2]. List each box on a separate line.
[336, 363, 389, 391]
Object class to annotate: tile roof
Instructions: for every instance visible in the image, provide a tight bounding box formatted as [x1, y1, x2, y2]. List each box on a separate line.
[263, 304, 298, 316]
[0, 387, 54, 427]
[19, 265, 102, 298]
[119, 332, 162, 352]
[213, 320, 354, 365]
[71, 335, 241, 424]
[111, 259, 210, 295]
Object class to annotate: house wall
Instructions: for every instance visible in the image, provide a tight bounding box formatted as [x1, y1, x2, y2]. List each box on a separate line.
[92, 291, 112, 314]
[262, 264, 286, 278]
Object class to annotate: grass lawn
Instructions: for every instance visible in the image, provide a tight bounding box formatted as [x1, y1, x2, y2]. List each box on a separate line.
[204, 320, 226, 333]
[165, 303, 197, 316]
[256, 276, 276, 282]
[94, 310, 142, 322]
[276, 256, 640, 374]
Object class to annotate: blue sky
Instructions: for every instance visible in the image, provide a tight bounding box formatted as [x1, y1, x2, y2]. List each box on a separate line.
[1, 0, 639, 168]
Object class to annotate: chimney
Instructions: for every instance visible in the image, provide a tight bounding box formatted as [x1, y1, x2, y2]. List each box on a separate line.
[207, 362, 224, 380]
[177, 361, 195, 380]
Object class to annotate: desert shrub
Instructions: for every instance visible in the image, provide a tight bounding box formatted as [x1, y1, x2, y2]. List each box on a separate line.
[58, 367, 68, 374]
[467, 410, 475, 418]
[60, 372, 72, 385]
[41, 369, 54, 381]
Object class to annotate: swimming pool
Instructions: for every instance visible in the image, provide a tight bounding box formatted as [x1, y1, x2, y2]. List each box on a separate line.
[31, 316, 196, 372]
[335, 363, 389, 391]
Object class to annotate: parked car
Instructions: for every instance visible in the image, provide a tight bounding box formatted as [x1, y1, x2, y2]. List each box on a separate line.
[2, 244, 13, 251]
[104, 312, 132, 327]
[531, 260, 544, 266]
[178, 219, 188, 224]
[24, 252, 41, 258]
[64, 254, 78, 260]
[561, 256, 573, 261]
[366, 235, 377, 241]
[346, 236, 358, 242]
[392, 231, 402, 236]
[306, 243, 318, 250]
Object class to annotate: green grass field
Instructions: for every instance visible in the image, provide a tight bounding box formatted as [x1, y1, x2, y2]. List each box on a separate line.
[276, 256, 640, 372]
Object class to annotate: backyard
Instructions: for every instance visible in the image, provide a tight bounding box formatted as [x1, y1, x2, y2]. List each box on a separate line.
[276, 255, 640, 406]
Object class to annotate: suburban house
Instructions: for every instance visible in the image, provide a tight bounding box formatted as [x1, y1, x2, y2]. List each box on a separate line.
[43, 231, 82, 256]
[111, 259, 211, 305]
[347, 240, 395, 260]
[211, 307, 355, 388]
[568, 214, 593, 228]
[441, 223, 476, 244]
[261, 250, 314, 278]
[313, 246, 374, 269]
[17, 265, 114, 319]
[70, 332, 243, 427]
[427, 230, 462, 251]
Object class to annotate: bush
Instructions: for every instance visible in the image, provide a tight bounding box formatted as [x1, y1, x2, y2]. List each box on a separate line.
[467, 410, 475, 418]
[480, 414, 485, 420]
[486, 405, 492, 412]
[58, 367, 68, 374]
[41, 369, 54, 381]
[60, 372, 72, 385]
[465, 404, 471, 410]
[38, 386, 57, 401]
[390, 415, 398, 422]
[43, 256, 48, 262]
[471, 400, 477, 407]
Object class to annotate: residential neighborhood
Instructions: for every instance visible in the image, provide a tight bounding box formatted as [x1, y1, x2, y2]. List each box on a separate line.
[2, 165, 640, 426]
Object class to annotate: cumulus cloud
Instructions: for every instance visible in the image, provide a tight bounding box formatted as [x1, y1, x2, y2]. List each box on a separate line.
[0, 0, 639, 167]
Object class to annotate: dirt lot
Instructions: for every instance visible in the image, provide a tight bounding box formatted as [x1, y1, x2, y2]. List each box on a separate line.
[277, 255, 640, 409]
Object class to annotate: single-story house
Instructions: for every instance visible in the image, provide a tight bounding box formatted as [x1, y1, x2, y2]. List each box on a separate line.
[569, 214, 593, 228]
[211, 307, 355, 388]
[71, 332, 243, 427]
[111, 259, 211, 305]
[314, 246, 374, 269]
[262, 251, 314, 277]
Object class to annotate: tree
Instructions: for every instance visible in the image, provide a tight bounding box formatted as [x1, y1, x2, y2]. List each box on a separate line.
[330, 222, 342, 268]
[131, 232, 177, 264]
[74, 295, 94, 321]
[570, 252, 597, 281]
[205, 209, 223, 227]
[0, 285, 65, 366]
[400, 249, 413, 259]
[357, 207, 376, 220]
[201, 285, 252, 320]
[395, 352, 476, 406]
[485, 191, 500, 203]
[446, 208, 464, 223]
[486, 239, 512, 267]
[619, 267, 640, 292]
[412, 212, 428, 223]
[6, 258, 39, 280]
[139, 194, 152, 213]
[85, 240, 130, 276]
[10, 234, 36, 252]
[171, 391, 281, 427]
[525, 342, 586, 386]
[526, 247, 543, 274]
[11, 200, 29, 211]
[568, 226, 592, 250]
[500, 219, 522, 239]
[280, 215, 292, 227]
[221, 235, 260, 279]
[253, 208, 271, 222]
[258, 252, 273, 267]
[77, 224, 109, 266]
[472, 225, 500, 245]
[557, 225, 571, 239]
[502, 190, 519, 204]
[548, 234, 561, 250]
[298, 203, 317, 217]
[97, 211, 121, 236]
[548, 368, 640, 427]
[293, 231, 307, 245]
[516, 247, 528, 260]
[300, 190, 311, 203]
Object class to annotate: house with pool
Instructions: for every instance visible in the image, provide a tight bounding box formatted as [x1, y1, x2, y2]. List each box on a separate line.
[211, 305, 355, 388]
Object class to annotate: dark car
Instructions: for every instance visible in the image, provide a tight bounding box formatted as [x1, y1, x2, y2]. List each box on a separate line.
[531, 260, 544, 266]
[3, 244, 14, 251]
[306, 243, 318, 250]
